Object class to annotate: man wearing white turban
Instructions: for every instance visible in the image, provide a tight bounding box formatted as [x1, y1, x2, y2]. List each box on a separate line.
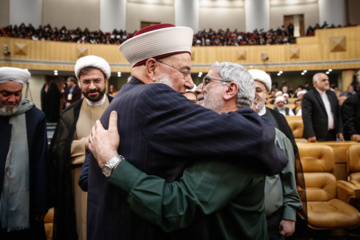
[0, 67, 51, 240]
[50, 55, 113, 240]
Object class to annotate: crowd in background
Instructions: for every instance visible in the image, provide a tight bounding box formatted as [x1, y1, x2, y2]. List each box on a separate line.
[266, 75, 360, 117]
[0, 22, 357, 47]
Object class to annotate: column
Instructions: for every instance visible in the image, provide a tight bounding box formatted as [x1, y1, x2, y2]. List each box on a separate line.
[174, 0, 199, 33]
[245, 0, 269, 32]
[100, 0, 126, 32]
[318, 0, 346, 27]
[342, 70, 356, 91]
[9, 0, 42, 26]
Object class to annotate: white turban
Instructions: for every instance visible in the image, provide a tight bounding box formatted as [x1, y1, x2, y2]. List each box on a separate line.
[119, 24, 193, 67]
[283, 93, 289, 98]
[275, 91, 283, 97]
[0, 67, 31, 84]
[74, 55, 111, 80]
[248, 69, 272, 92]
[275, 96, 285, 104]
[297, 90, 307, 96]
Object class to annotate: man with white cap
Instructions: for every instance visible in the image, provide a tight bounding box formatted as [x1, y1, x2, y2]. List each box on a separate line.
[50, 55, 113, 240]
[81, 24, 287, 240]
[248, 69, 301, 240]
[0, 67, 51, 239]
[274, 96, 295, 116]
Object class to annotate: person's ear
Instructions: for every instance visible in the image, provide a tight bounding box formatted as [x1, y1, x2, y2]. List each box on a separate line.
[223, 82, 238, 101]
[145, 58, 158, 83]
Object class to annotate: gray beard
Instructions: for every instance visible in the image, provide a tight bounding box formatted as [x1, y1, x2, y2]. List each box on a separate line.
[202, 86, 225, 114]
[277, 105, 285, 111]
[0, 104, 20, 116]
[256, 99, 266, 113]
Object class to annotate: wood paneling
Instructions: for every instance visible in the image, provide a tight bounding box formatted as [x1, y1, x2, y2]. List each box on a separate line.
[1, 26, 359, 73]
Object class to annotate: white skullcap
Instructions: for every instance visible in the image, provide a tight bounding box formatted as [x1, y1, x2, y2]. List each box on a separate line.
[297, 90, 307, 96]
[283, 93, 289, 98]
[275, 91, 283, 97]
[186, 83, 197, 92]
[248, 69, 272, 92]
[0, 67, 30, 84]
[74, 55, 111, 80]
[275, 96, 285, 104]
[119, 24, 193, 67]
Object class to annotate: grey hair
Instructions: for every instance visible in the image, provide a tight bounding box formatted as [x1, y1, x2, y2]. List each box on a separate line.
[313, 72, 325, 84]
[211, 62, 255, 108]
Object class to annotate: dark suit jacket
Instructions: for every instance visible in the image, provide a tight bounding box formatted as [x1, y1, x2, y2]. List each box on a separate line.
[83, 77, 288, 240]
[302, 88, 343, 141]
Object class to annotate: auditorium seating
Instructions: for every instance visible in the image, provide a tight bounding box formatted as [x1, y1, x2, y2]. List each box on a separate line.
[337, 144, 360, 208]
[297, 144, 360, 231]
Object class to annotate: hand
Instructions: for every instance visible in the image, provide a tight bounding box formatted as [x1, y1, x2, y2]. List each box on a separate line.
[278, 219, 295, 237]
[337, 133, 345, 142]
[308, 136, 316, 142]
[88, 111, 120, 168]
[351, 134, 360, 141]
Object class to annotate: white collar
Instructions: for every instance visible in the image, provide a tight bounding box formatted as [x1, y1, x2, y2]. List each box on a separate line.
[85, 95, 106, 106]
[316, 88, 325, 95]
[258, 106, 266, 116]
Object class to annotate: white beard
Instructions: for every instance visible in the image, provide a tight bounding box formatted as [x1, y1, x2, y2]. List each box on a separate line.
[156, 73, 173, 88]
[0, 104, 20, 116]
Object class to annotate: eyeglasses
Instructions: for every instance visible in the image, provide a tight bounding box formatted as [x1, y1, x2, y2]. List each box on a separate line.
[157, 60, 191, 78]
[202, 76, 231, 87]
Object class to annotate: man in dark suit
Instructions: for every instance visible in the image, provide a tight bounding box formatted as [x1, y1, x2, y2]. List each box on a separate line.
[81, 24, 288, 240]
[302, 72, 344, 142]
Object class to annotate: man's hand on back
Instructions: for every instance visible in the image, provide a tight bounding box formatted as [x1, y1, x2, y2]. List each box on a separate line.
[88, 111, 120, 168]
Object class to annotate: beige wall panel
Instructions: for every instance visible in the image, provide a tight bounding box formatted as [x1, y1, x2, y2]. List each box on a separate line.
[23, 74, 46, 108]
[43, 0, 100, 31]
[269, 2, 318, 31]
[199, 7, 245, 31]
[1, 27, 359, 74]
[126, 2, 174, 33]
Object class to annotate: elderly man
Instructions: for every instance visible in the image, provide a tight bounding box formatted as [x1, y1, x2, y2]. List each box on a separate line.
[248, 69, 301, 240]
[87, 62, 268, 239]
[81, 24, 287, 240]
[50, 56, 113, 240]
[0, 67, 51, 240]
[274, 96, 295, 116]
[302, 72, 344, 142]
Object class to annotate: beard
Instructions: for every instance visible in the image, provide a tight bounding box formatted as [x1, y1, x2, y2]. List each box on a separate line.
[256, 98, 266, 113]
[277, 105, 285, 111]
[83, 88, 105, 102]
[0, 102, 20, 116]
[156, 73, 174, 88]
[202, 86, 225, 113]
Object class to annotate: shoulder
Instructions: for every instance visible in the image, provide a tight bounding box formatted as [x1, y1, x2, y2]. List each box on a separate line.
[25, 106, 46, 126]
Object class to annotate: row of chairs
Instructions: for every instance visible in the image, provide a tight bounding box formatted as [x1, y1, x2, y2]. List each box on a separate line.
[286, 115, 360, 238]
